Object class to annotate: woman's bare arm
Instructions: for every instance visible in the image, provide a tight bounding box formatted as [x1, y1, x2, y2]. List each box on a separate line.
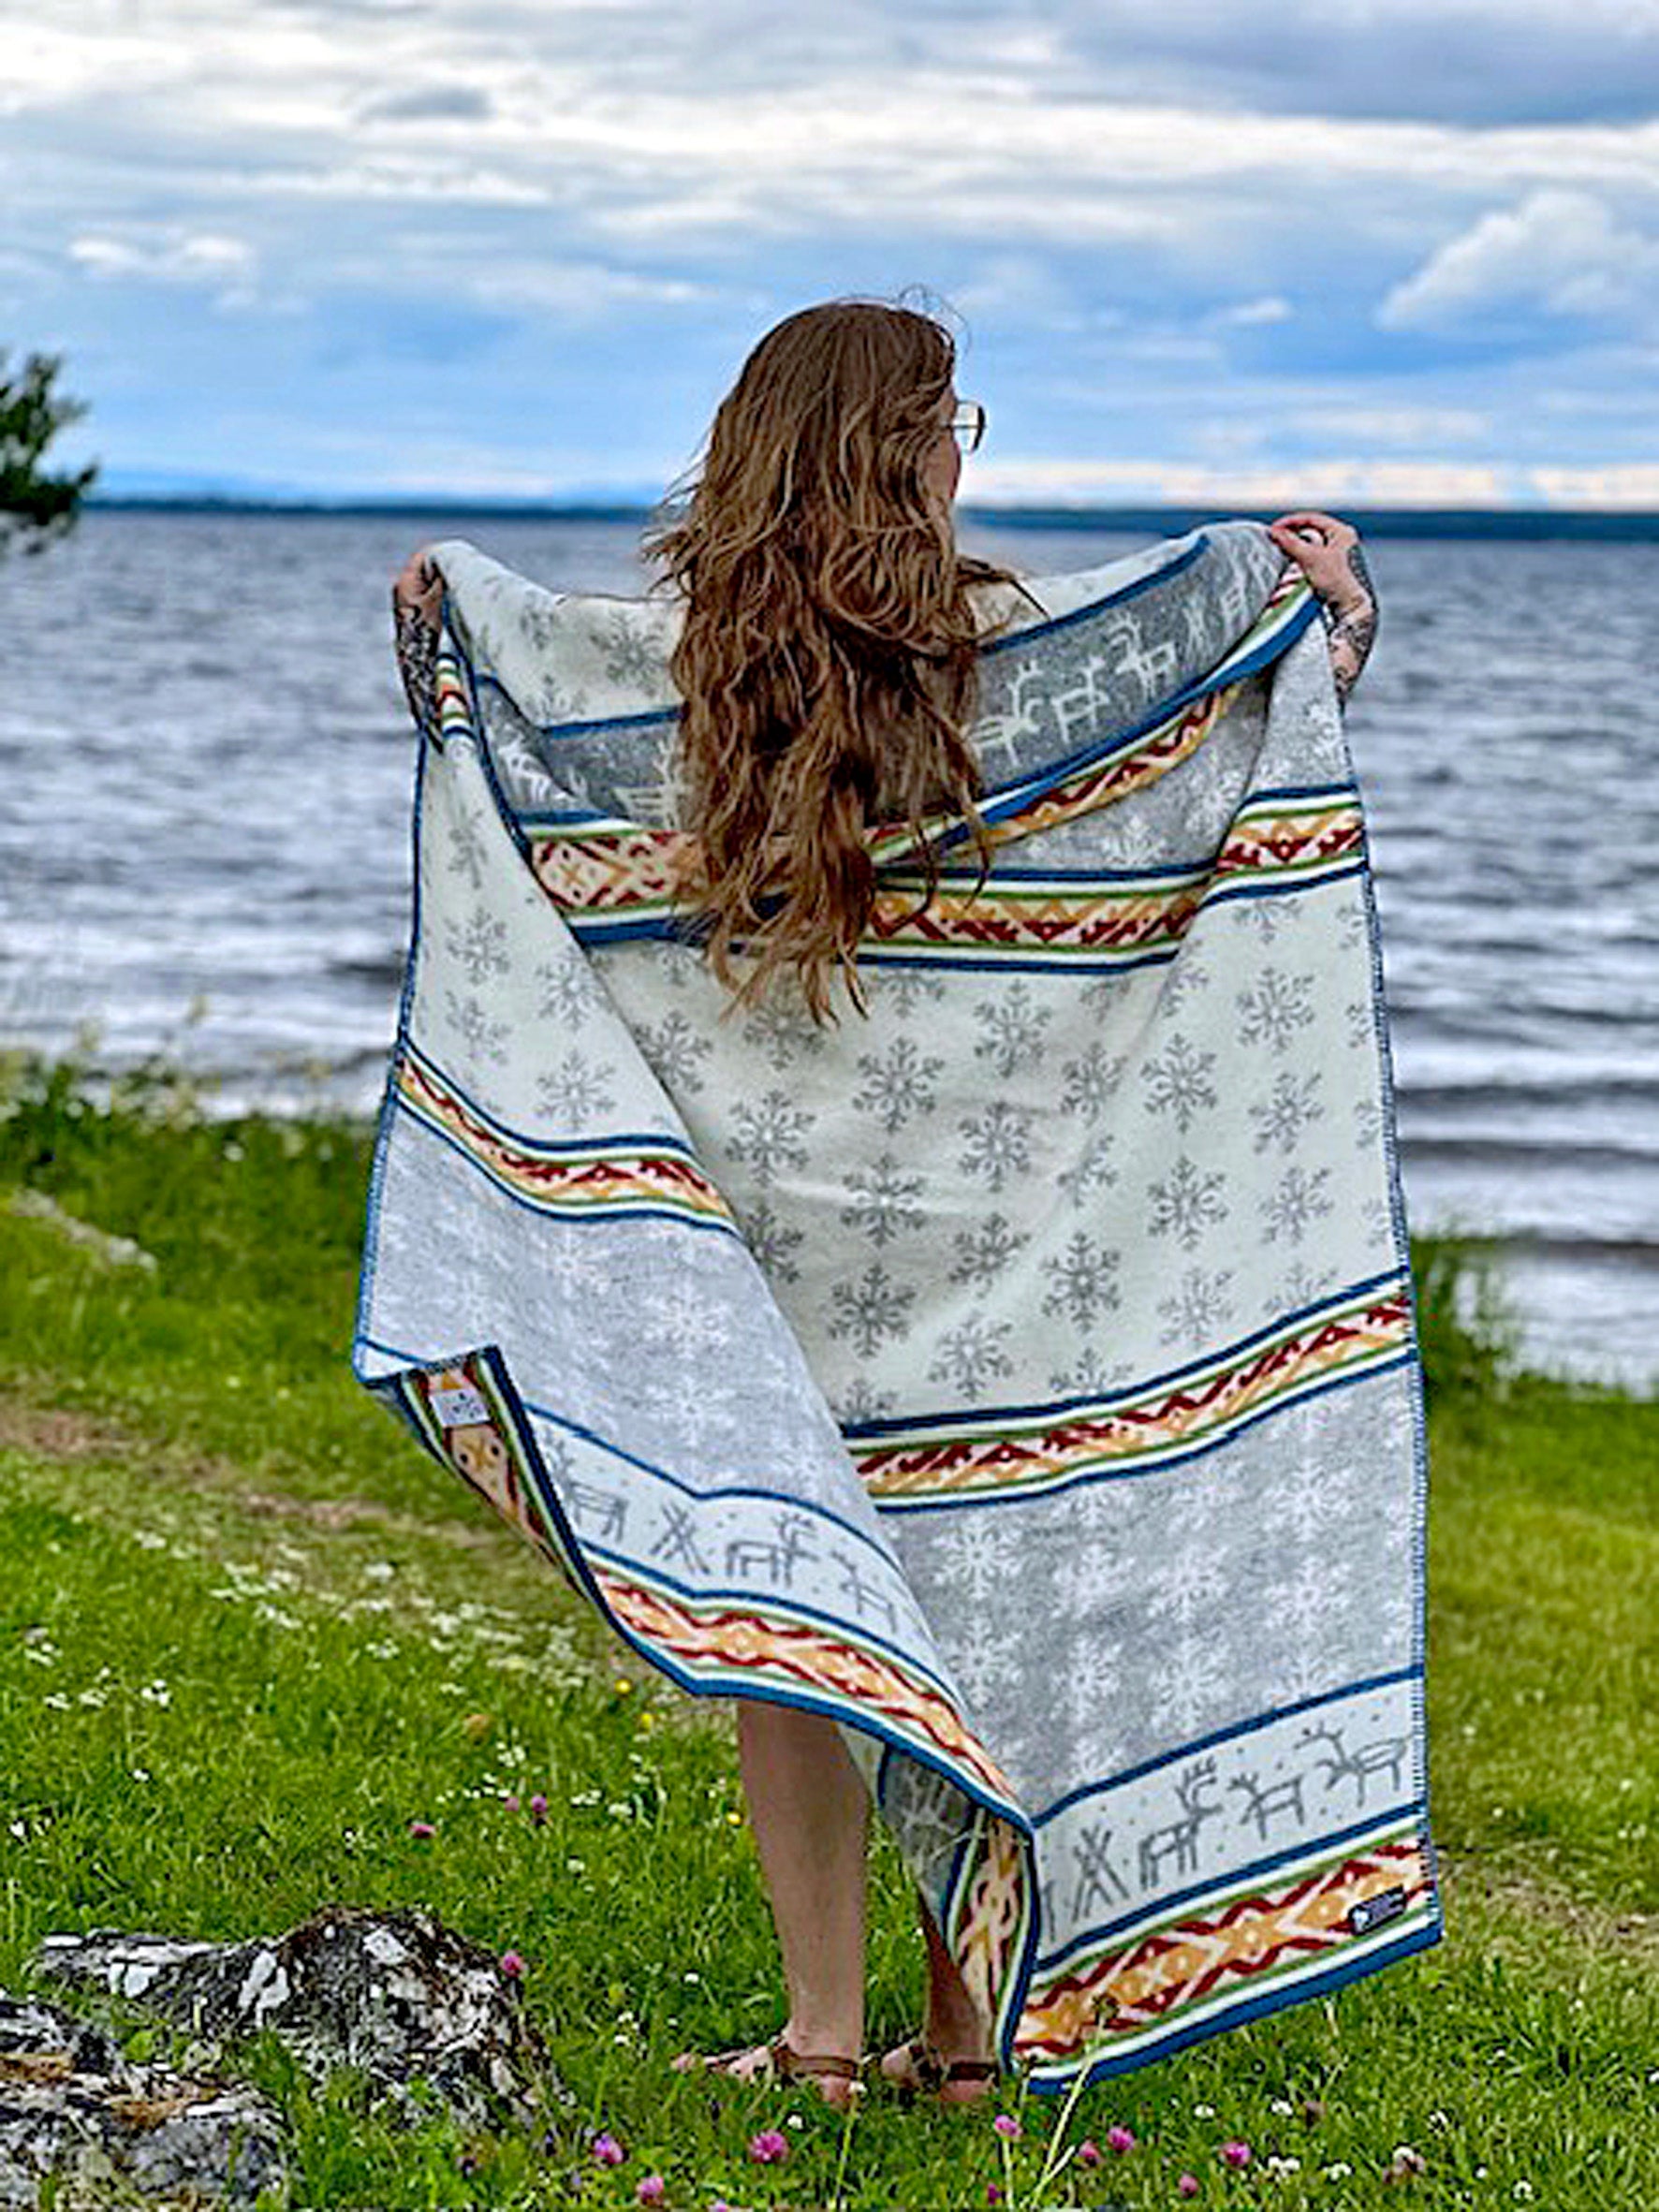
[391, 546, 443, 732]
[1266, 511, 1378, 709]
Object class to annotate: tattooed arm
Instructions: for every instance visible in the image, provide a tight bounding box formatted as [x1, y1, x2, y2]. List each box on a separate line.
[1265, 511, 1378, 710]
[391, 545, 444, 733]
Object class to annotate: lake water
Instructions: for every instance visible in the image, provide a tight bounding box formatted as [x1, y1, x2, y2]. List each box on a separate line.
[2, 510, 1654, 1390]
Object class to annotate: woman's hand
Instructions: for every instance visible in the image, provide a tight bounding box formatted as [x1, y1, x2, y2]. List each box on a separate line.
[1266, 510, 1377, 709]
[392, 545, 443, 629]
[391, 546, 443, 733]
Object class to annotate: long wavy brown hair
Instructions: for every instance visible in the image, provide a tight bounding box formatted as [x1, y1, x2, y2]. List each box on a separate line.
[646, 300, 1014, 1023]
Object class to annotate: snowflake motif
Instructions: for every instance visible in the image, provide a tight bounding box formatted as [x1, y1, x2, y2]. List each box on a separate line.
[832, 1378, 901, 1426]
[1151, 955, 1210, 1018]
[934, 1513, 1021, 1611]
[1147, 1154, 1229, 1251]
[537, 1050, 617, 1122]
[973, 980, 1053, 1079]
[637, 1009, 713, 1094]
[443, 989, 508, 1068]
[536, 951, 605, 1027]
[1059, 1626, 1131, 1752]
[1060, 1041, 1125, 1122]
[1156, 1266, 1237, 1346]
[1047, 1349, 1134, 1399]
[653, 940, 706, 993]
[1057, 1131, 1119, 1209]
[1040, 1231, 1123, 1331]
[841, 1154, 926, 1247]
[1338, 895, 1370, 949]
[728, 1089, 815, 1190]
[1236, 895, 1285, 942]
[638, 1278, 730, 1366]
[1352, 1095, 1384, 1149]
[734, 1197, 805, 1283]
[445, 803, 490, 891]
[1140, 1032, 1219, 1135]
[1249, 1070, 1326, 1154]
[599, 611, 667, 693]
[949, 1212, 1030, 1289]
[741, 996, 830, 1074]
[867, 966, 948, 1017]
[958, 1101, 1036, 1192]
[928, 1313, 1015, 1403]
[444, 908, 509, 987]
[1053, 1529, 1127, 1619]
[1149, 1635, 1231, 1736]
[853, 1036, 945, 1135]
[1144, 1540, 1227, 1632]
[1361, 1196, 1392, 1242]
[1277, 1260, 1339, 1311]
[1261, 1165, 1335, 1245]
[827, 1261, 917, 1356]
[1343, 997, 1374, 1049]
[1236, 967, 1317, 1056]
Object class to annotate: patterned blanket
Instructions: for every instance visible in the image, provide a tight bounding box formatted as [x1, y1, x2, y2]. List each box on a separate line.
[354, 520, 1444, 2087]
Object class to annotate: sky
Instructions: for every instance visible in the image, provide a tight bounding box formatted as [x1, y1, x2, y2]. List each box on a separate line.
[5, 0, 1659, 507]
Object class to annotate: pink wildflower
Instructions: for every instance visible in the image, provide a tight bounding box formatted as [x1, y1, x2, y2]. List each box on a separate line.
[992, 2113, 1020, 2140]
[1178, 2175, 1200, 2198]
[592, 2131, 625, 2167]
[986, 2190, 1003, 2206]
[1077, 2139, 1102, 2167]
[407, 1820, 435, 1839]
[502, 1793, 520, 1812]
[1220, 2139, 1253, 2167]
[498, 1950, 524, 1979]
[747, 2128, 789, 2165]
[636, 2177, 665, 2205]
[529, 1792, 549, 1823]
[1108, 2123, 1137, 2153]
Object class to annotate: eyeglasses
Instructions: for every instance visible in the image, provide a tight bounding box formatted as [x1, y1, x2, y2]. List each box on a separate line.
[950, 401, 987, 456]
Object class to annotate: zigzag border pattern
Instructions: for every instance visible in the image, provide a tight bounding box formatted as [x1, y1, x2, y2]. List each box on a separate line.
[856, 1283, 1412, 1502]
[1014, 1826, 1434, 2072]
[395, 1048, 737, 1230]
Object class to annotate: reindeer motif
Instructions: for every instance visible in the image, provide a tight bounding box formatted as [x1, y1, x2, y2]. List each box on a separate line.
[563, 1479, 627, 1543]
[831, 1550, 897, 1633]
[1069, 1822, 1132, 1920]
[724, 1512, 817, 1588]
[974, 657, 1050, 772]
[1227, 1765, 1307, 1840]
[1297, 1722, 1410, 1809]
[1101, 612, 1180, 696]
[1052, 654, 1119, 750]
[1137, 1756, 1226, 1889]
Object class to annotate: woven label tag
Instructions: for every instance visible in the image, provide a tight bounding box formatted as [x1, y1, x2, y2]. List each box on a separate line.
[431, 1383, 490, 1428]
[1345, 1885, 1407, 1937]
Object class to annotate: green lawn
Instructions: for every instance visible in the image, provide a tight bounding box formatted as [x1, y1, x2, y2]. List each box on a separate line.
[1, 1057, 1654, 2210]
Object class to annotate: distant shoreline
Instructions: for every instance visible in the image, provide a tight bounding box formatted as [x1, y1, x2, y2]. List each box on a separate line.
[82, 496, 1659, 542]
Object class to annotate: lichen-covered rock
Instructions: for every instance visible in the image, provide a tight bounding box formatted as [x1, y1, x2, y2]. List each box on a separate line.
[0, 1991, 286, 2208]
[35, 1906, 559, 2131]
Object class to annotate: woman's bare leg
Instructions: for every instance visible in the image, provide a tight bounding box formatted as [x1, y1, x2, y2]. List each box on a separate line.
[879, 1890, 994, 2100]
[676, 1698, 869, 2105]
[739, 1700, 869, 2063]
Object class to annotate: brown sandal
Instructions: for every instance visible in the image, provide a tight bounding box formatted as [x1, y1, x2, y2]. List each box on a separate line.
[882, 2033, 997, 2102]
[674, 2030, 863, 2102]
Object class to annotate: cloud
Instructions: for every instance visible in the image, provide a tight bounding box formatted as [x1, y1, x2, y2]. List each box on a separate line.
[68, 228, 257, 305]
[360, 83, 495, 123]
[1378, 189, 1659, 329]
[960, 453, 1515, 508]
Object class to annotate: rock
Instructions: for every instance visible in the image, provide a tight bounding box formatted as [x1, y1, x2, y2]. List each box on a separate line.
[0, 1991, 286, 2208]
[35, 1906, 561, 2132]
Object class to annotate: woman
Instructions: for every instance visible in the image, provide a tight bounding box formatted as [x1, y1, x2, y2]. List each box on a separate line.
[387, 300, 1388, 2109]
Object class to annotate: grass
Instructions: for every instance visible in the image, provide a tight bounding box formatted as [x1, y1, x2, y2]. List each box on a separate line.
[0, 1051, 1655, 2209]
